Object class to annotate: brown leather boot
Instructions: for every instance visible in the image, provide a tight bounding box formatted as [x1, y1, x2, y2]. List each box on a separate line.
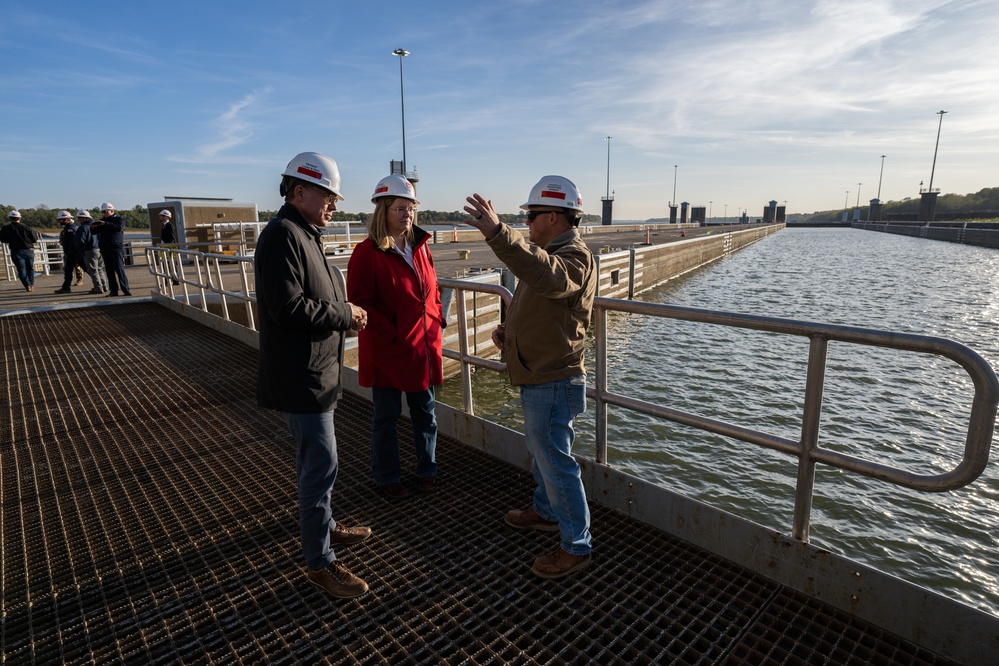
[505, 506, 559, 532]
[330, 523, 372, 546]
[306, 561, 368, 599]
[531, 547, 592, 579]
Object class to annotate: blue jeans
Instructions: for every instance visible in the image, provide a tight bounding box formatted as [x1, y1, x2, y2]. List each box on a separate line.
[10, 249, 34, 288]
[371, 386, 438, 485]
[520, 376, 592, 556]
[283, 410, 340, 570]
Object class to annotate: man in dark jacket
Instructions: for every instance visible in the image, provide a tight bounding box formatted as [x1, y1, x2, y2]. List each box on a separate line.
[93, 202, 130, 296]
[254, 151, 371, 599]
[74, 210, 108, 294]
[54, 210, 82, 294]
[0, 209, 39, 292]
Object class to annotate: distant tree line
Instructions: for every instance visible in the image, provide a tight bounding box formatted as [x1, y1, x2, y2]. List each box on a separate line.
[798, 187, 999, 224]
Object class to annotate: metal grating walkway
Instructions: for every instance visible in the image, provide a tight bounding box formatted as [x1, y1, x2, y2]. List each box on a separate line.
[1, 304, 957, 664]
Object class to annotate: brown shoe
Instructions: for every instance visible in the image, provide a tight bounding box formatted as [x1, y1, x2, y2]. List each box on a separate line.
[531, 547, 592, 579]
[505, 506, 559, 532]
[330, 522, 372, 546]
[380, 482, 409, 499]
[306, 561, 368, 599]
[417, 476, 437, 492]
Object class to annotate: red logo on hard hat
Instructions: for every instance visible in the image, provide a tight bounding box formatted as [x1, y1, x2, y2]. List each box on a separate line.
[375, 186, 389, 194]
[297, 166, 323, 180]
[541, 191, 567, 200]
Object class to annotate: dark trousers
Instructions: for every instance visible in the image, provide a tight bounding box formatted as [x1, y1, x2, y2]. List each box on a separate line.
[102, 247, 130, 295]
[60, 254, 83, 289]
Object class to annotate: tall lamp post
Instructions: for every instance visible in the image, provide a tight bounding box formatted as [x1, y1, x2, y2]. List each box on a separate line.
[844, 191, 849, 211]
[392, 48, 410, 176]
[604, 136, 613, 198]
[927, 110, 947, 193]
[672, 165, 678, 207]
[877, 155, 886, 199]
[708, 200, 713, 222]
[855, 183, 862, 208]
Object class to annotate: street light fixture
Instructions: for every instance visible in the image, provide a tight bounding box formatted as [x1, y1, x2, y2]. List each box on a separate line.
[927, 110, 947, 193]
[392, 48, 410, 176]
[672, 165, 678, 207]
[855, 183, 862, 208]
[708, 200, 713, 222]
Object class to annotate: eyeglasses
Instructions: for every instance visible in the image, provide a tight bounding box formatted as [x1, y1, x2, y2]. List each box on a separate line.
[390, 206, 417, 215]
[306, 185, 339, 206]
[525, 210, 558, 223]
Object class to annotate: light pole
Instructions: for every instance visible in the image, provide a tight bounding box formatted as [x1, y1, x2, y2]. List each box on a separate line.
[672, 165, 678, 207]
[927, 110, 947, 193]
[392, 48, 410, 176]
[844, 191, 849, 211]
[708, 200, 713, 222]
[605, 136, 613, 199]
[723, 203, 727, 222]
[877, 155, 886, 200]
[855, 183, 862, 208]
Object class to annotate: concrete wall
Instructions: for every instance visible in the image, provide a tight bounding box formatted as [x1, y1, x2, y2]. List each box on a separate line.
[853, 221, 999, 249]
[596, 224, 783, 299]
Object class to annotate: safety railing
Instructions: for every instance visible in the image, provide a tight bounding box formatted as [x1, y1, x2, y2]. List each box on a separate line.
[438, 277, 513, 415]
[143, 249, 999, 545]
[590, 298, 999, 542]
[146, 247, 258, 330]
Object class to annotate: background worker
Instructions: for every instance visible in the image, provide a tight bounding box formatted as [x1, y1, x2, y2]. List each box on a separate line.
[93, 202, 130, 296]
[254, 151, 371, 600]
[74, 210, 108, 294]
[0, 209, 39, 292]
[347, 175, 444, 499]
[54, 210, 83, 293]
[463, 176, 596, 579]
[158, 209, 180, 284]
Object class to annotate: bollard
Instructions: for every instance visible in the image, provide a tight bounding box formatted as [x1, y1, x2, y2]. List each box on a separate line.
[452, 226, 458, 243]
[645, 227, 650, 244]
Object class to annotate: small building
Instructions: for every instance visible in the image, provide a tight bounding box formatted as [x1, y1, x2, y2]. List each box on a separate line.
[147, 197, 258, 253]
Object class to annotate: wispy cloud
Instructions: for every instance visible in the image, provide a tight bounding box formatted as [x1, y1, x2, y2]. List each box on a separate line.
[169, 89, 273, 163]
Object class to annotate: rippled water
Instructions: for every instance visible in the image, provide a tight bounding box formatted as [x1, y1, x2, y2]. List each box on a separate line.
[437, 228, 999, 616]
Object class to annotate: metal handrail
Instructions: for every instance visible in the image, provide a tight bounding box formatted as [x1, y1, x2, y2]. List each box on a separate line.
[438, 277, 512, 415]
[591, 297, 999, 541]
[146, 247, 258, 330]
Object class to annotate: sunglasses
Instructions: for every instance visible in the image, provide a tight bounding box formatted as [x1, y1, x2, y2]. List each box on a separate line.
[526, 210, 559, 223]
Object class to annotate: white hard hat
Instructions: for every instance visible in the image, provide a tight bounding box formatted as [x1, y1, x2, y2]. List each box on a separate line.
[520, 175, 584, 213]
[280, 152, 343, 200]
[159, 209, 172, 218]
[76, 210, 93, 219]
[100, 202, 114, 211]
[371, 174, 420, 205]
[8, 209, 21, 219]
[57, 210, 73, 220]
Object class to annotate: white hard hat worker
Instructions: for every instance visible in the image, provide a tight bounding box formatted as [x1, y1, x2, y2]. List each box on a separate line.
[57, 210, 73, 221]
[370, 174, 420, 205]
[159, 209, 172, 218]
[280, 152, 343, 228]
[280, 152, 343, 201]
[8, 210, 21, 220]
[76, 210, 92, 220]
[100, 202, 114, 212]
[520, 175, 584, 217]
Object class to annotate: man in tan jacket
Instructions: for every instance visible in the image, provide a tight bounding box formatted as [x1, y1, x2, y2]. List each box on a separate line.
[464, 176, 596, 579]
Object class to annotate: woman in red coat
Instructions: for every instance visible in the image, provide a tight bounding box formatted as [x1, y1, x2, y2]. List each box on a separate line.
[347, 175, 445, 499]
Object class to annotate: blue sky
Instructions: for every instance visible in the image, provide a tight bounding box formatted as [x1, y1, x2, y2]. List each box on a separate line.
[2, 0, 997, 220]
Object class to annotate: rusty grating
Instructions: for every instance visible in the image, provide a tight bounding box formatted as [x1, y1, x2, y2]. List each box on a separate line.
[1, 304, 957, 664]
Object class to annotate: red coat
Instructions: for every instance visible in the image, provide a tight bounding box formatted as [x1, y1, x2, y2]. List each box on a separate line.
[347, 227, 445, 391]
